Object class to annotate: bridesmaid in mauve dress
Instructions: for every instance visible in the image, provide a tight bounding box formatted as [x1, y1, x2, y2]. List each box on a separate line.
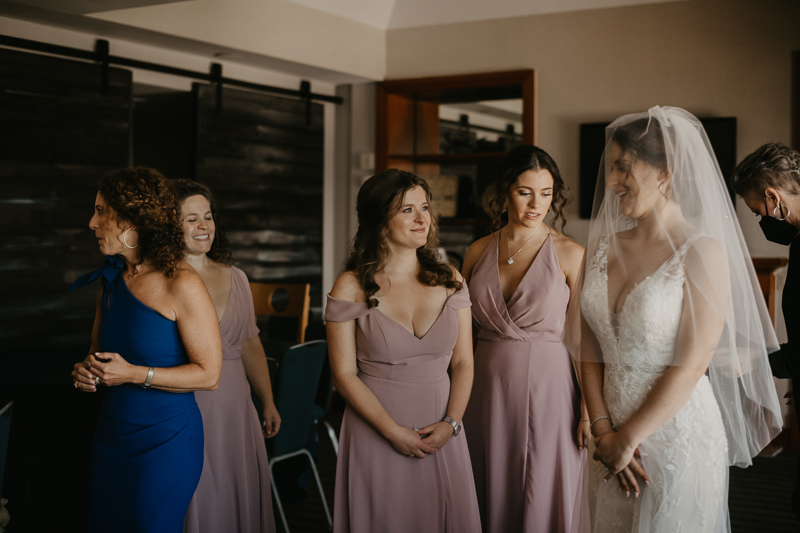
[461, 146, 587, 533]
[174, 181, 279, 533]
[326, 169, 481, 533]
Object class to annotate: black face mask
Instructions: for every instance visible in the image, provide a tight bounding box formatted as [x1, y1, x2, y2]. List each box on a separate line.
[759, 199, 798, 245]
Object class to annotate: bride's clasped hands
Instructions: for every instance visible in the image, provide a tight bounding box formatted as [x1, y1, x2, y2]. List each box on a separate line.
[591, 419, 650, 497]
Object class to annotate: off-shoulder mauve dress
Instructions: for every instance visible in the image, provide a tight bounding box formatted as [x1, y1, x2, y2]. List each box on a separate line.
[184, 266, 275, 533]
[462, 231, 584, 533]
[324, 284, 481, 533]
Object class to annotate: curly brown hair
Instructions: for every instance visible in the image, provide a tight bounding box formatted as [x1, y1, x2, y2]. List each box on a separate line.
[344, 169, 462, 308]
[489, 145, 571, 233]
[172, 179, 234, 265]
[98, 167, 185, 277]
[733, 142, 800, 201]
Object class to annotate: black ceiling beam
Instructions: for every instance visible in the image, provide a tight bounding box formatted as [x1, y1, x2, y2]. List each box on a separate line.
[0, 34, 344, 105]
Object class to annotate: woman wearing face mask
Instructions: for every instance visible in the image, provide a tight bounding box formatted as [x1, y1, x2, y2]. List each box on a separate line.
[460, 145, 586, 533]
[325, 169, 481, 533]
[173, 180, 279, 533]
[69, 168, 223, 533]
[574, 107, 781, 533]
[732, 142, 800, 518]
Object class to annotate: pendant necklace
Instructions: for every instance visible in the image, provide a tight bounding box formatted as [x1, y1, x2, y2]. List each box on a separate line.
[505, 224, 543, 265]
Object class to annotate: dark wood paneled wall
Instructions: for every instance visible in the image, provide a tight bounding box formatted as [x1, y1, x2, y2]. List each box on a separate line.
[0, 48, 133, 353]
[193, 84, 324, 304]
[0, 47, 132, 532]
[132, 90, 194, 180]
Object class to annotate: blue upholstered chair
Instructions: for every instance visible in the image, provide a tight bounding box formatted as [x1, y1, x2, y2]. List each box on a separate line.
[268, 340, 331, 533]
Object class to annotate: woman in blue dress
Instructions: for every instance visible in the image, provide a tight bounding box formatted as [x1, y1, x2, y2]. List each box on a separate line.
[70, 167, 223, 533]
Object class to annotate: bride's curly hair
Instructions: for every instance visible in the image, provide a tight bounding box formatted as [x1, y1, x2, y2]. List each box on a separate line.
[98, 167, 185, 277]
[344, 169, 462, 308]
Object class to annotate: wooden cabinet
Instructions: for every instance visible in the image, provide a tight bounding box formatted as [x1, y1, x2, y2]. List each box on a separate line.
[377, 69, 536, 171]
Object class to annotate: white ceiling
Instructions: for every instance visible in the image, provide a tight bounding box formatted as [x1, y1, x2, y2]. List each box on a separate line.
[285, 0, 691, 30]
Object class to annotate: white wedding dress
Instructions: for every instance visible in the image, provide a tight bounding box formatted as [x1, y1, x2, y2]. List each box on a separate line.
[580, 235, 729, 533]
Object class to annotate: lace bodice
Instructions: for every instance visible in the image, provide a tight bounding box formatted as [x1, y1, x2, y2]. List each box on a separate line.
[581, 234, 712, 425]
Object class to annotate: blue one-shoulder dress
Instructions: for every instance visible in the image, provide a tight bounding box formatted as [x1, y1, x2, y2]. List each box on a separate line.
[71, 256, 204, 533]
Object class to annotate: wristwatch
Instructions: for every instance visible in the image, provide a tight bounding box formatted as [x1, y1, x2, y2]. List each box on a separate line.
[443, 416, 461, 437]
[141, 367, 154, 389]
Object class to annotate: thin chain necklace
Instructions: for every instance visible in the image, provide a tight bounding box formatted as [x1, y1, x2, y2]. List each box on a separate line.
[505, 224, 544, 265]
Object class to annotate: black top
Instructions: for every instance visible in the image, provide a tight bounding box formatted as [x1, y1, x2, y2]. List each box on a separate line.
[769, 238, 800, 378]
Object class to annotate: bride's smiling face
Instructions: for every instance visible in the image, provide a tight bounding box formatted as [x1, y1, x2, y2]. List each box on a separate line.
[606, 142, 669, 219]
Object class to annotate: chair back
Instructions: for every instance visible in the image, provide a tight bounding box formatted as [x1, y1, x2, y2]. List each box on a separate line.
[313, 353, 333, 420]
[271, 341, 326, 456]
[0, 401, 13, 495]
[266, 357, 279, 389]
[250, 282, 311, 344]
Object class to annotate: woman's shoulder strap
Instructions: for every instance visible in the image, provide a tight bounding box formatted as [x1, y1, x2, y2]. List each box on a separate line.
[324, 294, 372, 323]
[68, 256, 124, 291]
[445, 281, 472, 310]
[325, 271, 371, 322]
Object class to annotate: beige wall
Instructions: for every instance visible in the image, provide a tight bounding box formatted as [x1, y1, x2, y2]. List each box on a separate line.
[386, 0, 800, 256]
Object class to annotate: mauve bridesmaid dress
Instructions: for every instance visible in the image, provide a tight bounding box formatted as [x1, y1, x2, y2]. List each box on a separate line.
[462, 230, 584, 533]
[184, 266, 276, 533]
[324, 284, 482, 533]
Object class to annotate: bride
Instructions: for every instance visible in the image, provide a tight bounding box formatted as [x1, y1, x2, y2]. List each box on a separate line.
[575, 106, 782, 533]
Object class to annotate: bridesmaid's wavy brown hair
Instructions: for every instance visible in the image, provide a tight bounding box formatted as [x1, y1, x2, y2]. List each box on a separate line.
[345, 169, 462, 308]
[98, 167, 185, 277]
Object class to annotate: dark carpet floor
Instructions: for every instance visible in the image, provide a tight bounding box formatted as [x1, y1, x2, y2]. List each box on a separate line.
[730, 451, 800, 533]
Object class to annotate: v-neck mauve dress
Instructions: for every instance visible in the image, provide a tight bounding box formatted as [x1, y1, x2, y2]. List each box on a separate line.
[184, 266, 276, 533]
[324, 284, 481, 533]
[462, 231, 584, 533]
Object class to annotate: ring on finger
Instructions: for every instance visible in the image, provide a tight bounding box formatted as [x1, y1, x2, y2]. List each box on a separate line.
[73, 381, 78, 388]
[95, 376, 100, 384]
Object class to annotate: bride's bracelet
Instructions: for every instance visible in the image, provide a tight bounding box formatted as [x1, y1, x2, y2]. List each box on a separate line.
[590, 415, 615, 430]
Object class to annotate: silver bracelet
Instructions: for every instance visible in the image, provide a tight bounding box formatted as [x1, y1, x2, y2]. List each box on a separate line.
[590, 415, 614, 430]
[443, 416, 462, 437]
[141, 367, 154, 389]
